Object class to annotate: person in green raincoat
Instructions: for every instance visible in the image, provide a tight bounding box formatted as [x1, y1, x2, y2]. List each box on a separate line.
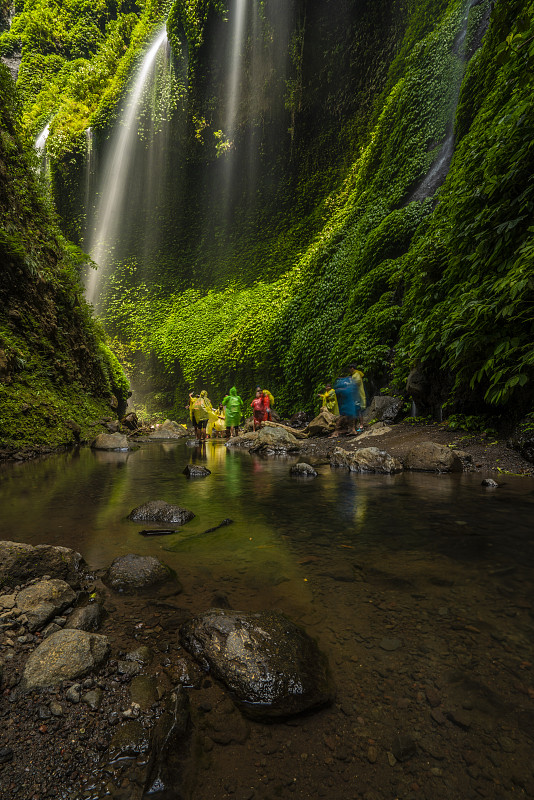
[222, 386, 244, 438]
[192, 390, 217, 441]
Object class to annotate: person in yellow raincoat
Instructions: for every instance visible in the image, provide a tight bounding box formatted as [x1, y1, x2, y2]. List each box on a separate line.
[318, 383, 339, 415]
[192, 390, 217, 441]
[208, 405, 227, 438]
[348, 365, 366, 432]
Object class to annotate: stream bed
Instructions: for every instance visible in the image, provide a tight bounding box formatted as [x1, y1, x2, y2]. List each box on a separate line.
[1, 440, 533, 799]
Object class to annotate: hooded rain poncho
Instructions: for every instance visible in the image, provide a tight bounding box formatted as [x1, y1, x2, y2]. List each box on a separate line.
[222, 387, 244, 427]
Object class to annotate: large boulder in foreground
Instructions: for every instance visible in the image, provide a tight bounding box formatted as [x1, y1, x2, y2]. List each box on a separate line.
[20, 629, 110, 690]
[304, 411, 337, 437]
[0, 541, 86, 590]
[403, 441, 462, 472]
[16, 579, 76, 632]
[330, 447, 403, 474]
[92, 432, 130, 451]
[249, 426, 300, 454]
[105, 554, 173, 592]
[180, 609, 334, 719]
[128, 500, 194, 525]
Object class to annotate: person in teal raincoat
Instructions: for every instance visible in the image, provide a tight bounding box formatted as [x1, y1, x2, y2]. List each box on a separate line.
[222, 386, 244, 438]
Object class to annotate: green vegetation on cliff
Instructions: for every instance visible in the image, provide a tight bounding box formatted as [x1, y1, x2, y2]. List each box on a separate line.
[0, 63, 128, 451]
[2, 0, 533, 425]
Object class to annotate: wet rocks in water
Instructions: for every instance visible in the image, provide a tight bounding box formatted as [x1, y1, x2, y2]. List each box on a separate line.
[105, 554, 173, 592]
[91, 432, 130, 451]
[481, 478, 499, 488]
[180, 609, 334, 719]
[330, 447, 402, 474]
[108, 720, 151, 760]
[403, 441, 462, 472]
[20, 629, 110, 690]
[290, 462, 318, 477]
[304, 411, 337, 437]
[0, 540, 86, 590]
[391, 733, 416, 761]
[150, 420, 188, 439]
[64, 602, 103, 632]
[249, 426, 301, 454]
[128, 500, 194, 525]
[16, 579, 76, 632]
[143, 687, 191, 797]
[183, 464, 211, 477]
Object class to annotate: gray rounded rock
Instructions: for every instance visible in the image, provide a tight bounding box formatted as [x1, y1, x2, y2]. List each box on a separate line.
[180, 609, 334, 719]
[92, 432, 130, 451]
[290, 462, 318, 477]
[127, 500, 194, 525]
[105, 554, 172, 592]
[20, 629, 110, 690]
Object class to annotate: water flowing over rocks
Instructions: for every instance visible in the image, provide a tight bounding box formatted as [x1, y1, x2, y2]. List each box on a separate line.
[180, 609, 335, 720]
[16, 579, 76, 632]
[403, 440, 463, 472]
[20, 629, 110, 690]
[330, 446, 403, 474]
[105, 554, 174, 592]
[91, 432, 130, 450]
[127, 500, 195, 525]
[249, 426, 301, 455]
[0, 541, 86, 589]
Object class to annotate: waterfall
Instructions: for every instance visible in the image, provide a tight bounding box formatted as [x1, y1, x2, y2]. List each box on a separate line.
[34, 122, 50, 176]
[407, 0, 484, 204]
[85, 25, 168, 308]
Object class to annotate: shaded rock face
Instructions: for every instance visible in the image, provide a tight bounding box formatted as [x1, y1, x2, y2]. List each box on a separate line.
[127, 500, 194, 525]
[0, 541, 86, 590]
[305, 410, 337, 437]
[509, 417, 534, 464]
[92, 432, 129, 451]
[249, 426, 300, 454]
[403, 441, 462, 472]
[288, 411, 312, 429]
[290, 462, 318, 477]
[20, 629, 110, 690]
[183, 464, 211, 477]
[406, 368, 428, 402]
[16, 579, 76, 632]
[105, 554, 172, 592]
[330, 447, 403, 474]
[363, 395, 404, 424]
[180, 609, 334, 719]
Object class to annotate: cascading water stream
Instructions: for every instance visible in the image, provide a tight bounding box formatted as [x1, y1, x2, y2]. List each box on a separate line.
[408, 0, 484, 203]
[85, 25, 168, 308]
[34, 122, 50, 175]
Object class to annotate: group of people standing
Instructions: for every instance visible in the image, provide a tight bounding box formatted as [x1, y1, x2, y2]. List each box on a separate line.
[187, 364, 365, 442]
[318, 364, 366, 435]
[188, 386, 274, 441]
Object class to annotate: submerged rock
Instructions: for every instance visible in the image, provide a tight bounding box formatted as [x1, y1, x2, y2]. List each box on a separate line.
[403, 441, 462, 472]
[0, 541, 86, 590]
[16, 579, 76, 632]
[92, 432, 130, 451]
[20, 629, 110, 690]
[143, 687, 191, 798]
[330, 446, 402, 474]
[105, 554, 173, 592]
[290, 462, 318, 477]
[180, 609, 334, 719]
[64, 603, 104, 632]
[249, 426, 300, 454]
[183, 464, 211, 477]
[128, 500, 194, 525]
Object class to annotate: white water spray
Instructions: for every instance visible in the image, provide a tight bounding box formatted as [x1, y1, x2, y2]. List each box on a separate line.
[225, 0, 248, 144]
[85, 25, 168, 307]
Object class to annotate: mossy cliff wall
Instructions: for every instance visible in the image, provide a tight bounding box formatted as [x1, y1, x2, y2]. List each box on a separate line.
[1, 0, 533, 422]
[0, 65, 128, 452]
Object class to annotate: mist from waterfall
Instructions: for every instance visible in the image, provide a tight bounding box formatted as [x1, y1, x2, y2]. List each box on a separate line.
[85, 25, 169, 308]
